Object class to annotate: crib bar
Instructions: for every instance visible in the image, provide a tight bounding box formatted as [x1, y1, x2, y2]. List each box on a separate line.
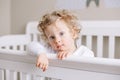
[19, 72, 25, 80]
[26, 74, 32, 80]
[0, 69, 4, 80]
[108, 36, 115, 58]
[5, 69, 10, 80]
[13, 71, 17, 80]
[97, 36, 103, 57]
[39, 76, 45, 80]
[32, 75, 36, 80]
[32, 75, 45, 80]
[77, 36, 82, 47]
[86, 36, 92, 49]
[33, 34, 38, 41]
[13, 45, 17, 51]
[5, 46, 10, 50]
[32, 75, 41, 80]
[19, 45, 24, 51]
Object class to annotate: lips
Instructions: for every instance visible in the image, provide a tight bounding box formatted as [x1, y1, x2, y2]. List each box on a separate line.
[56, 44, 64, 49]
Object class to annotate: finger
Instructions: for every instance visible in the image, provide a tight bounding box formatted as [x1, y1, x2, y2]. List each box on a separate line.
[58, 52, 63, 60]
[36, 58, 40, 67]
[61, 52, 67, 59]
[40, 63, 44, 69]
[64, 52, 69, 58]
[36, 62, 40, 67]
[41, 64, 46, 69]
[57, 52, 61, 59]
[43, 64, 48, 72]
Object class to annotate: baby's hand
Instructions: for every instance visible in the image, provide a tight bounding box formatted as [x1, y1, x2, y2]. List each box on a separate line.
[36, 54, 49, 72]
[57, 50, 72, 60]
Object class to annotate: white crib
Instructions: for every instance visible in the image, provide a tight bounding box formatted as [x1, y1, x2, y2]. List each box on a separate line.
[0, 21, 120, 80]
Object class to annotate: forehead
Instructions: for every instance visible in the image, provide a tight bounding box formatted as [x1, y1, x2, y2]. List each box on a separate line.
[45, 19, 70, 33]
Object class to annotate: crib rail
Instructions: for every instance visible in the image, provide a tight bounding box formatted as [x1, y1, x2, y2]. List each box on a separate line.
[0, 35, 30, 55]
[0, 52, 120, 80]
[81, 21, 120, 58]
[26, 21, 120, 59]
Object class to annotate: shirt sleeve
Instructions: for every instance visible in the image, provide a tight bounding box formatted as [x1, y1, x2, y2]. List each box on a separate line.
[27, 41, 48, 56]
[81, 47, 94, 57]
[73, 45, 94, 57]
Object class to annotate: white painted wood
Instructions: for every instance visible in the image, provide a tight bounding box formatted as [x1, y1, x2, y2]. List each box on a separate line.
[32, 75, 37, 80]
[0, 35, 30, 46]
[26, 21, 39, 34]
[5, 46, 10, 50]
[86, 35, 92, 49]
[19, 72, 26, 80]
[81, 21, 120, 36]
[31, 75, 45, 80]
[13, 71, 17, 80]
[97, 36, 103, 57]
[33, 34, 37, 41]
[26, 74, 32, 80]
[0, 69, 4, 80]
[5, 69, 10, 80]
[0, 53, 120, 80]
[20, 45, 24, 51]
[0, 35, 30, 54]
[13, 45, 17, 50]
[108, 36, 115, 58]
[36, 75, 45, 80]
[9, 71, 17, 80]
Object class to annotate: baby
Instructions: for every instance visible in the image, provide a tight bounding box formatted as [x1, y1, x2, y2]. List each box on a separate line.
[27, 10, 94, 72]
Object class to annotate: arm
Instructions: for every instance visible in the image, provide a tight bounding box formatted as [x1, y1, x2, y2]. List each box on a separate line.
[27, 41, 48, 56]
[27, 41, 49, 71]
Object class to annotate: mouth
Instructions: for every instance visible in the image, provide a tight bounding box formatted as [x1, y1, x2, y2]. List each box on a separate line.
[56, 44, 64, 49]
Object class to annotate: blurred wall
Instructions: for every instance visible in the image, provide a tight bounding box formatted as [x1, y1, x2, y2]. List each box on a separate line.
[0, 0, 120, 58]
[0, 0, 120, 34]
[0, 0, 11, 36]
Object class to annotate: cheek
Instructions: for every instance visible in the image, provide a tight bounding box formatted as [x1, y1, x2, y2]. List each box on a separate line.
[49, 41, 56, 49]
[63, 36, 74, 45]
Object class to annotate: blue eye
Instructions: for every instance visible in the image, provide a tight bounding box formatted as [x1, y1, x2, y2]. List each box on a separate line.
[60, 32, 64, 36]
[49, 36, 55, 39]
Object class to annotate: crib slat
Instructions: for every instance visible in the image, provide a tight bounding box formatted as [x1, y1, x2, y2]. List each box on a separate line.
[13, 71, 17, 80]
[39, 77, 45, 80]
[32, 75, 45, 80]
[77, 36, 82, 47]
[20, 45, 24, 51]
[108, 36, 115, 58]
[5, 46, 10, 50]
[51, 78, 59, 80]
[97, 36, 103, 57]
[5, 69, 10, 80]
[33, 34, 38, 41]
[86, 35, 92, 49]
[19, 72, 26, 80]
[13, 45, 17, 51]
[32, 75, 37, 80]
[26, 74, 32, 80]
[0, 69, 4, 80]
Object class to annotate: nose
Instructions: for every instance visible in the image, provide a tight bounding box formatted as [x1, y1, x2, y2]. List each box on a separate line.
[55, 36, 61, 44]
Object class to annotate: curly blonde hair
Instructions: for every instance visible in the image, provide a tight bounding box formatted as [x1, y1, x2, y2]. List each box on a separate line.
[38, 10, 81, 43]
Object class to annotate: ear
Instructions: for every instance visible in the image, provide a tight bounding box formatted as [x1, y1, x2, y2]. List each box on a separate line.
[72, 29, 77, 39]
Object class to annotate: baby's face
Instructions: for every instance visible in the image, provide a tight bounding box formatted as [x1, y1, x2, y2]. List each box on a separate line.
[44, 19, 76, 52]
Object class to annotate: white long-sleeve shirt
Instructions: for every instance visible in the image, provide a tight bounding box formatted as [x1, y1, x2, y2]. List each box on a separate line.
[27, 41, 94, 57]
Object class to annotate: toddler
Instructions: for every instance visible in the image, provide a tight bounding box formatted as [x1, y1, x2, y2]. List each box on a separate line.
[27, 10, 94, 72]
